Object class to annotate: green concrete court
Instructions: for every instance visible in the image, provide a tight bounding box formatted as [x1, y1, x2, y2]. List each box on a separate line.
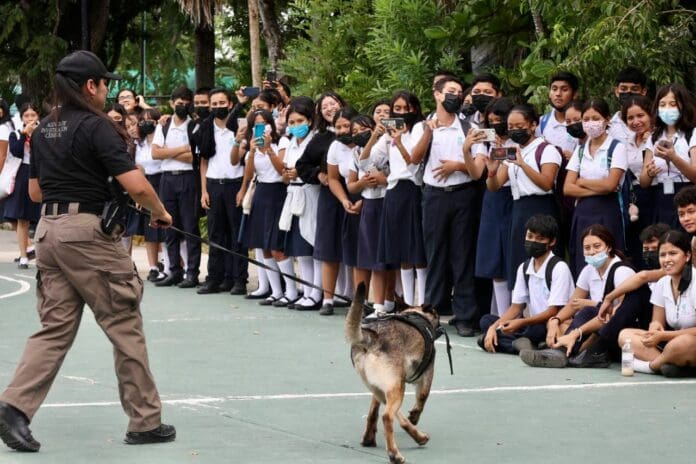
[0, 258, 694, 464]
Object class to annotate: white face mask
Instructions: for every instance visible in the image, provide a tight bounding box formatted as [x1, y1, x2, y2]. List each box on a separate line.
[582, 120, 606, 139]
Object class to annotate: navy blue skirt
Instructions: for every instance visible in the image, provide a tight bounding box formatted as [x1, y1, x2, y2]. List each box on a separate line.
[244, 182, 287, 251]
[570, 193, 625, 278]
[653, 182, 690, 230]
[313, 185, 343, 262]
[341, 193, 361, 267]
[124, 173, 165, 242]
[3, 163, 40, 222]
[284, 215, 313, 257]
[507, 194, 559, 286]
[476, 186, 513, 279]
[378, 180, 426, 267]
[357, 198, 391, 271]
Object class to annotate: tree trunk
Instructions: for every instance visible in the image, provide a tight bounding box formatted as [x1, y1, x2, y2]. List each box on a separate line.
[528, 0, 545, 39]
[248, 0, 262, 86]
[257, 0, 282, 71]
[89, 0, 110, 51]
[195, 21, 216, 88]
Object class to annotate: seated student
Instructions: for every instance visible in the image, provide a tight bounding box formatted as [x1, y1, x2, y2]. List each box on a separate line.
[521, 224, 635, 368]
[619, 230, 696, 377]
[478, 214, 574, 354]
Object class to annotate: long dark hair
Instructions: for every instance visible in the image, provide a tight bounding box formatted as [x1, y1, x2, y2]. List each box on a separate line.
[651, 83, 696, 143]
[315, 92, 346, 133]
[53, 73, 129, 142]
[0, 99, 13, 129]
[581, 224, 626, 260]
[389, 90, 424, 130]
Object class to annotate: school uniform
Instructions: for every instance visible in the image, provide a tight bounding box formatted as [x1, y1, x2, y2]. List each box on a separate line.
[646, 130, 694, 229]
[411, 118, 479, 325]
[624, 133, 657, 263]
[126, 139, 165, 242]
[353, 148, 389, 271]
[480, 252, 574, 353]
[0, 121, 13, 222]
[327, 140, 360, 267]
[608, 112, 633, 147]
[4, 131, 40, 222]
[474, 141, 513, 280]
[537, 111, 579, 155]
[505, 137, 561, 287]
[651, 270, 696, 330]
[201, 120, 248, 286]
[566, 137, 628, 277]
[243, 142, 286, 251]
[153, 118, 201, 281]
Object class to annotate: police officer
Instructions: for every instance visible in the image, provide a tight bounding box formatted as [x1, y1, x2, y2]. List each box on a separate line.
[0, 51, 176, 452]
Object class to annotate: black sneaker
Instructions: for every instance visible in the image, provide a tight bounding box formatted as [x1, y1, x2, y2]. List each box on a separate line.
[511, 337, 534, 353]
[660, 363, 696, 378]
[567, 349, 611, 368]
[146, 269, 160, 282]
[319, 303, 334, 316]
[0, 401, 40, 452]
[229, 282, 247, 295]
[177, 277, 200, 289]
[520, 348, 568, 368]
[124, 424, 176, 445]
[155, 273, 183, 287]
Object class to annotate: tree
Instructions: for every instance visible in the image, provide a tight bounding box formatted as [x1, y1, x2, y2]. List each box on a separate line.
[176, 0, 225, 89]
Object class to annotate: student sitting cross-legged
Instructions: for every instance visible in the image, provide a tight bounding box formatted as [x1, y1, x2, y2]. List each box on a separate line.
[478, 215, 574, 354]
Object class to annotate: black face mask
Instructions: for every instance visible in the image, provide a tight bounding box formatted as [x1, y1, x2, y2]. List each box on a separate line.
[642, 250, 660, 270]
[138, 120, 156, 136]
[618, 92, 641, 108]
[491, 122, 507, 137]
[509, 129, 532, 145]
[524, 240, 548, 259]
[442, 93, 464, 114]
[461, 103, 477, 117]
[353, 131, 371, 148]
[174, 104, 190, 119]
[472, 94, 494, 114]
[211, 107, 230, 120]
[566, 122, 586, 139]
[391, 111, 418, 128]
[194, 106, 210, 119]
[336, 134, 353, 146]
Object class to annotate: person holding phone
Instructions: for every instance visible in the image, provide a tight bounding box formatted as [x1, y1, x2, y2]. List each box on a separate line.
[640, 83, 696, 229]
[486, 104, 562, 294]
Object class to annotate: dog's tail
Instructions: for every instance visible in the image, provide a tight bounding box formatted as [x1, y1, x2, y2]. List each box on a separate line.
[345, 282, 367, 344]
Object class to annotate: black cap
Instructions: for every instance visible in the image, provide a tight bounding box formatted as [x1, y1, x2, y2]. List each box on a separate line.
[56, 50, 122, 82]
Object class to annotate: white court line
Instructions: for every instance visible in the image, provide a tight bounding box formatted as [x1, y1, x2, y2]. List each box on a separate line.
[42, 379, 696, 409]
[0, 275, 31, 300]
[436, 340, 478, 350]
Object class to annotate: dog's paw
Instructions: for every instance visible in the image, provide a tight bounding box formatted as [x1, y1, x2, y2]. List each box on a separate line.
[408, 409, 422, 425]
[361, 437, 377, 447]
[416, 432, 430, 446]
[388, 452, 406, 464]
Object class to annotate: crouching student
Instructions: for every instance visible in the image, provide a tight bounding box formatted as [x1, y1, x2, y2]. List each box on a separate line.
[619, 230, 696, 377]
[478, 215, 574, 354]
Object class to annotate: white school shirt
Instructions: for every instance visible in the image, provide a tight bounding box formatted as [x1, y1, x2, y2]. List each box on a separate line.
[645, 130, 693, 184]
[412, 116, 472, 187]
[650, 271, 696, 330]
[623, 133, 651, 183]
[371, 127, 421, 189]
[252, 143, 283, 183]
[505, 137, 561, 198]
[0, 122, 12, 160]
[134, 139, 162, 175]
[537, 111, 578, 155]
[206, 122, 244, 179]
[152, 117, 193, 172]
[576, 256, 635, 302]
[351, 146, 388, 200]
[282, 132, 314, 184]
[511, 253, 575, 316]
[326, 140, 355, 179]
[607, 112, 633, 147]
[11, 113, 22, 132]
[473, 139, 514, 187]
[566, 136, 627, 180]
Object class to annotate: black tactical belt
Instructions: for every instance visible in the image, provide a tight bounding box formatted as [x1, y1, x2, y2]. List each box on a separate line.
[41, 202, 105, 216]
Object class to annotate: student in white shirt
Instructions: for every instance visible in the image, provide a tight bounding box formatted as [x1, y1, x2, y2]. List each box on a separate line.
[640, 83, 696, 229]
[479, 215, 574, 355]
[564, 98, 628, 277]
[537, 71, 579, 159]
[467, 73, 502, 130]
[608, 67, 649, 146]
[522, 224, 635, 368]
[620, 230, 696, 377]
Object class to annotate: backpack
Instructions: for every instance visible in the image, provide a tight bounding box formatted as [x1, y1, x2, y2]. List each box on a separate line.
[603, 260, 634, 298]
[522, 254, 563, 293]
[539, 112, 552, 135]
[531, 140, 568, 207]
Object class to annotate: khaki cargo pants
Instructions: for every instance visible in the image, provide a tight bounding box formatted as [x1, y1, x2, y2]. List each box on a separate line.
[0, 212, 162, 432]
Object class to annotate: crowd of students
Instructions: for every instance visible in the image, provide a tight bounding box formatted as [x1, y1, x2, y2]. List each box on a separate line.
[3, 65, 696, 376]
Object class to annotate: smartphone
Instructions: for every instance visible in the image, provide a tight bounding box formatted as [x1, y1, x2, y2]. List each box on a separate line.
[254, 123, 265, 147]
[242, 86, 261, 98]
[506, 148, 517, 161]
[266, 71, 277, 82]
[237, 117, 248, 129]
[382, 118, 405, 131]
[658, 140, 673, 149]
[491, 147, 516, 161]
[476, 128, 496, 142]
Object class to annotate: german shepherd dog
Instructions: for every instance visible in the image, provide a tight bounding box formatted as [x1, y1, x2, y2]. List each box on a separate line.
[345, 283, 440, 464]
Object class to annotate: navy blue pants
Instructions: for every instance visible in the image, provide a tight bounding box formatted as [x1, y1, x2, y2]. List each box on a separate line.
[422, 184, 478, 325]
[479, 314, 547, 354]
[160, 171, 201, 279]
[206, 179, 248, 285]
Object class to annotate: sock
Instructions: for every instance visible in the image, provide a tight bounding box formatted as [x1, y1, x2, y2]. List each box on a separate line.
[180, 241, 188, 272]
[401, 269, 415, 306]
[415, 268, 427, 306]
[633, 358, 657, 374]
[19, 257, 29, 266]
[161, 248, 170, 273]
[323, 298, 334, 306]
[149, 265, 158, 271]
[395, 272, 403, 298]
[298, 256, 314, 296]
[263, 257, 283, 298]
[343, 266, 354, 299]
[310, 259, 323, 302]
[373, 303, 385, 314]
[493, 280, 511, 316]
[384, 300, 395, 312]
[277, 258, 298, 300]
[252, 249, 270, 295]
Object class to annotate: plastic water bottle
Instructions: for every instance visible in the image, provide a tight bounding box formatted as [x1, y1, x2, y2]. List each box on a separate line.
[621, 338, 634, 377]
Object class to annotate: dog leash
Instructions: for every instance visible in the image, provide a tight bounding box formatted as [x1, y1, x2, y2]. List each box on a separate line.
[129, 204, 354, 304]
[436, 325, 454, 376]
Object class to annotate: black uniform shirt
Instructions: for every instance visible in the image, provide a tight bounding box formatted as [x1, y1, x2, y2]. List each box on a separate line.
[30, 105, 136, 203]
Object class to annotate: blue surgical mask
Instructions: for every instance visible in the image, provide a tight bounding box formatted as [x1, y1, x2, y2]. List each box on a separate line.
[658, 108, 680, 126]
[585, 250, 609, 268]
[289, 123, 310, 139]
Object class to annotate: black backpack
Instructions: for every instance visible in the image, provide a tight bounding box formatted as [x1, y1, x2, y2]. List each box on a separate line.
[522, 255, 563, 292]
[602, 260, 634, 298]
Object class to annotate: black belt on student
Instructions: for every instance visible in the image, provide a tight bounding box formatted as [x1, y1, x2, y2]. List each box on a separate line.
[288, 182, 306, 187]
[207, 177, 243, 185]
[41, 201, 105, 216]
[162, 170, 193, 176]
[423, 182, 475, 193]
